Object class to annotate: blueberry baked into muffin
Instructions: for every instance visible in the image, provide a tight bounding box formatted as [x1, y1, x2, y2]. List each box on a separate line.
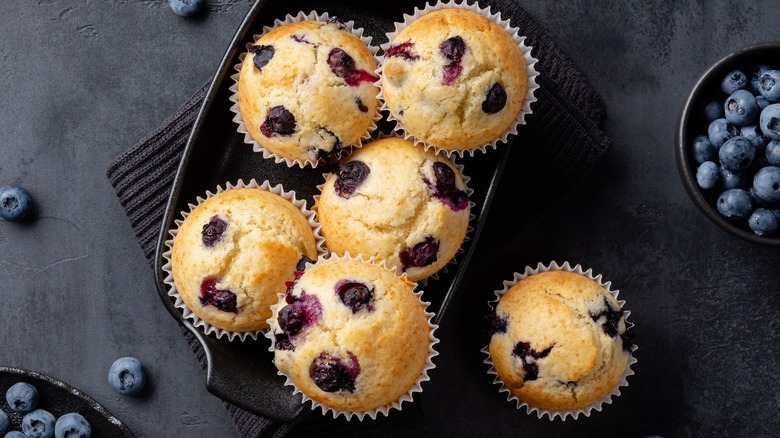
[381, 8, 527, 152]
[314, 137, 470, 282]
[269, 258, 435, 415]
[170, 187, 318, 333]
[237, 18, 379, 165]
[487, 270, 633, 412]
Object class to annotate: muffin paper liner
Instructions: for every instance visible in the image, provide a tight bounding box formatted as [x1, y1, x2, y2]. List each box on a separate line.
[311, 134, 475, 284]
[481, 261, 637, 421]
[161, 179, 327, 342]
[229, 11, 382, 169]
[377, 0, 540, 158]
[264, 252, 439, 420]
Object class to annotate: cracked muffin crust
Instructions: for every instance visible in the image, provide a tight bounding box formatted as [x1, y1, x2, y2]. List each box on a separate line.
[270, 258, 432, 413]
[381, 8, 526, 152]
[488, 270, 631, 411]
[170, 187, 318, 333]
[314, 137, 470, 282]
[237, 19, 379, 165]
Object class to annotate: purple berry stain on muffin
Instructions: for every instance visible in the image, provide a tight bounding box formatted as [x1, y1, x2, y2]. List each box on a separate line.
[290, 34, 312, 45]
[482, 82, 507, 114]
[260, 106, 296, 137]
[355, 97, 368, 113]
[399, 236, 439, 271]
[327, 48, 379, 87]
[385, 41, 419, 61]
[335, 160, 370, 198]
[311, 351, 361, 392]
[512, 341, 553, 382]
[199, 277, 238, 313]
[335, 280, 374, 313]
[440, 36, 466, 86]
[249, 45, 275, 72]
[201, 215, 227, 247]
[486, 310, 508, 337]
[423, 162, 469, 211]
[275, 293, 322, 351]
[590, 296, 624, 338]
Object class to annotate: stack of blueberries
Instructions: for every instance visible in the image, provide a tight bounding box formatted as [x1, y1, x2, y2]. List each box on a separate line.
[693, 66, 780, 236]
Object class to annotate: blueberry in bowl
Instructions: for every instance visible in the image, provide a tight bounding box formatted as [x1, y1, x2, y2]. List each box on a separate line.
[676, 41, 780, 245]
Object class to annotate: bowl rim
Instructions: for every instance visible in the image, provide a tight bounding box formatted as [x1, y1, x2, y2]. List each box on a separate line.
[675, 41, 780, 246]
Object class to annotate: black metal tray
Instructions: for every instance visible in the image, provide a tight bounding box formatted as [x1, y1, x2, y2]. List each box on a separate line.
[154, 0, 513, 423]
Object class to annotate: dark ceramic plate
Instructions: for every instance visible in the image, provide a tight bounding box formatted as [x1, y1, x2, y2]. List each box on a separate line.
[154, 0, 514, 423]
[0, 367, 133, 436]
[675, 41, 780, 245]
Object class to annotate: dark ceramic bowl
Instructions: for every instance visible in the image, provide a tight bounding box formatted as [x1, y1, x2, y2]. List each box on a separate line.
[676, 41, 780, 246]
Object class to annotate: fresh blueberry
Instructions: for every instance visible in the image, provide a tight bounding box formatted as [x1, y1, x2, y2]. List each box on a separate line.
[708, 118, 738, 148]
[0, 409, 8, 435]
[753, 166, 780, 202]
[759, 70, 780, 102]
[199, 278, 237, 313]
[750, 64, 771, 94]
[22, 409, 55, 438]
[691, 135, 717, 164]
[696, 161, 719, 189]
[704, 100, 723, 123]
[249, 45, 275, 72]
[6, 382, 38, 413]
[482, 83, 507, 114]
[384, 41, 419, 61]
[716, 188, 753, 219]
[766, 140, 780, 166]
[201, 215, 227, 247]
[724, 90, 759, 126]
[0, 185, 32, 222]
[718, 166, 749, 190]
[757, 95, 770, 110]
[740, 125, 770, 152]
[748, 186, 769, 208]
[310, 352, 360, 393]
[771, 208, 780, 222]
[760, 104, 780, 140]
[335, 280, 374, 313]
[512, 341, 553, 382]
[334, 160, 370, 199]
[260, 106, 296, 137]
[54, 413, 91, 438]
[399, 236, 439, 271]
[719, 136, 755, 171]
[108, 357, 146, 396]
[748, 208, 779, 236]
[168, 0, 202, 17]
[6, 432, 26, 438]
[721, 70, 748, 94]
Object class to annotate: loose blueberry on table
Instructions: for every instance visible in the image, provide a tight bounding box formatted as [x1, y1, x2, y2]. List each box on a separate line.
[22, 409, 56, 438]
[168, 0, 202, 17]
[108, 357, 146, 396]
[0, 185, 32, 222]
[54, 413, 91, 438]
[6, 382, 38, 413]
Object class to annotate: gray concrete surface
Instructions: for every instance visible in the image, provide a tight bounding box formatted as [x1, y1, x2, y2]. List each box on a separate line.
[1, 1, 779, 437]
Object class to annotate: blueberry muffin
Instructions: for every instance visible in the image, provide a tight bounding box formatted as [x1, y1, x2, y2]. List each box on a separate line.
[237, 18, 379, 165]
[270, 258, 434, 414]
[487, 270, 633, 412]
[171, 187, 318, 333]
[381, 8, 527, 152]
[315, 137, 470, 282]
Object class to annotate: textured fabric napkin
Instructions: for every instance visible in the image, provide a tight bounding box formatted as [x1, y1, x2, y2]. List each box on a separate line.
[106, 3, 610, 437]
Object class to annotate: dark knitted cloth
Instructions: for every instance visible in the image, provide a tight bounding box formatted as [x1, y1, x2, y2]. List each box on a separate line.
[106, 3, 609, 437]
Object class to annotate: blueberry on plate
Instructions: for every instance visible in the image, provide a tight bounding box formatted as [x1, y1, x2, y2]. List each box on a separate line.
[749, 208, 779, 236]
[758, 70, 780, 102]
[719, 136, 755, 172]
[724, 90, 759, 126]
[168, 0, 202, 17]
[0, 409, 8, 435]
[691, 135, 717, 164]
[760, 104, 780, 140]
[54, 413, 91, 438]
[696, 161, 719, 189]
[6, 382, 38, 413]
[708, 118, 738, 148]
[704, 100, 723, 123]
[22, 409, 56, 438]
[766, 140, 780, 166]
[718, 166, 748, 190]
[717, 188, 752, 219]
[0, 185, 32, 222]
[108, 357, 146, 396]
[721, 69, 748, 94]
[753, 166, 780, 202]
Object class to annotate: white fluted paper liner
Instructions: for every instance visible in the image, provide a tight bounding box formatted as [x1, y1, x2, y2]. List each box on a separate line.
[311, 133, 475, 284]
[161, 179, 327, 342]
[228, 11, 382, 169]
[264, 252, 439, 420]
[481, 261, 637, 421]
[377, 0, 540, 158]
